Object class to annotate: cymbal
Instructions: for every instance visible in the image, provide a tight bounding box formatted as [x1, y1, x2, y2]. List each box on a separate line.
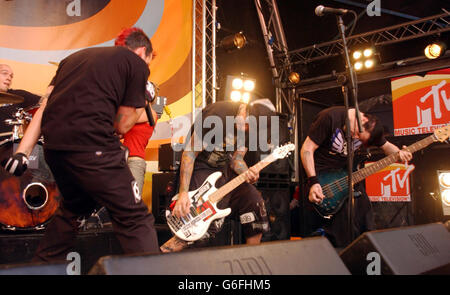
[48, 61, 59, 66]
[0, 91, 24, 104]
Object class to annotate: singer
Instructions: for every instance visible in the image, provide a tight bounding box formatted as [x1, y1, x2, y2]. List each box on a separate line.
[1, 27, 160, 262]
[116, 30, 159, 204]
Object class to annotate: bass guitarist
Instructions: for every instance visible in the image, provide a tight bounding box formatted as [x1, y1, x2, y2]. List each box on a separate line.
[300, 106, 412, 247]
[163, 100, 274, 251]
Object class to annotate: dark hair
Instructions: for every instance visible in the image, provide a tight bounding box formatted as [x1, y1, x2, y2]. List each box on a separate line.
[115, 27, 152, 57]
[364, 113, 384, 146]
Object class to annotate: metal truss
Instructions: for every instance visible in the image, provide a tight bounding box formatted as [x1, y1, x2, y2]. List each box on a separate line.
[192, 0, 217, 121]
[254, 0, 298, 181]
[287, 11, 450, 66]
[254, 0, 294, 115]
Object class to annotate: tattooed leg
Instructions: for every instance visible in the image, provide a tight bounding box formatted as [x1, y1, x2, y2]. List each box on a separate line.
[160, 236, 189, 253]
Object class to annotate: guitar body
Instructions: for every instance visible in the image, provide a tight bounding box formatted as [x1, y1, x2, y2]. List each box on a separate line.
[314, 169, 349, 218]
[165, 172, 232, 242]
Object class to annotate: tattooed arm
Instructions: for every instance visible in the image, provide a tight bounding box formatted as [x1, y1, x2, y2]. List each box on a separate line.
[172, 130, 200, 218]
[230, 148, 259, 184]
[114, 106, 145, 135]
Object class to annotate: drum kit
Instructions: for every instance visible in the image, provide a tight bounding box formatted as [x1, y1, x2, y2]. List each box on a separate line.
[0, 91, 61, 231]
[0, 92, 111, 232]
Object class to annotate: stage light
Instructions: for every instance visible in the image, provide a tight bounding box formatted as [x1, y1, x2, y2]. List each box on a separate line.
[218, 32, 247, 52]
[363, 48, 373, 57]
[354, 61, 363, 71]
[424, 42, 446, 59]
[352, 51, 362, 60]
[438, 170, 450, 216]
[364, 59, 374, 69]
[243, 79, 255, 92]
[442, 189, 450, 206]
[242, 92, 251, 104]
[225, 74, 256, 104]
[352, 45, 377, 72]
[232, 78, 243, 90]
[439, 172, 450, 188]
[288, 72, 300, 85]
[230, 90, 242, 102]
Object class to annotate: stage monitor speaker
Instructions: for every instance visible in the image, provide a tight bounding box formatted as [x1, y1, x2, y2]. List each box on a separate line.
[89, 237, 350, 275]
[0, 261, 68, 275]
[340, 222, 450, 274]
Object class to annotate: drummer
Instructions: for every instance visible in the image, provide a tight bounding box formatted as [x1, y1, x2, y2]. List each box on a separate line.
[0, 64, 41, 136]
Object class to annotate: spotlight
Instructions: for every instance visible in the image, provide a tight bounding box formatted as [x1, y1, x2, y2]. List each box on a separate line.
[232, 78, 243, 90]
[364, 59, 374, 69]
[288, 72, 300, 85]
[442, 189, 450, 207]
[354, 61, 363, 71]
[243, 80, 255, 92]
[363, 48, 373, 57]
[439, 172, 450, 188]
[352, 45, 377, 72]
[352, 51, 362, 60]
[219, 31, 247, 52]
[424, 42, 446, 59]
[242, 92, 251, 104]
[225, 74, 256, 104]
[438, 170, 450, 216]
[230, 90, 242, 102]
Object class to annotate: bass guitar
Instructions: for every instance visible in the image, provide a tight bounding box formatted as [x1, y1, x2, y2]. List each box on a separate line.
[314, 125, 449, 219]
[165, 143, 295, 242]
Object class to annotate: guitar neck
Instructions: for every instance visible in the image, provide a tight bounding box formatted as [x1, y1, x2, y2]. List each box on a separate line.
[208, 155, 275, 204]
[352, 134, 435, 184]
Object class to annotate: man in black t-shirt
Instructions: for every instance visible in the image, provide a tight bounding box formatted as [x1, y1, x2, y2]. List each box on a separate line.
[0, 64, 41, 136]
[163, 100, 273, 252]
[300, 106, 412, 247]
[2, 28, 160, 262]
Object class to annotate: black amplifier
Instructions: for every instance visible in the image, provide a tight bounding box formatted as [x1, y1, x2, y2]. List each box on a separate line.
[158, 143, 183, 172]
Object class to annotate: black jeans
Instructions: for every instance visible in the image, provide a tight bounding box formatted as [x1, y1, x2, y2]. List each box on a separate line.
[32, 148, 159, 262]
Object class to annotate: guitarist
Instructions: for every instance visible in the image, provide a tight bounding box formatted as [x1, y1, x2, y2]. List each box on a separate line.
[300, 106, 412, 247]
[166, 100, 274, 251]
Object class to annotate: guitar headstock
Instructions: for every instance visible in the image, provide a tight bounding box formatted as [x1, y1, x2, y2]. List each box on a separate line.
[272, 143, 295, 159]
[434, 125, 450, 143]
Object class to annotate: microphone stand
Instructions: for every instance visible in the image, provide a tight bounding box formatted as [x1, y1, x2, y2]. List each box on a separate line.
[335, 14, 363, 244]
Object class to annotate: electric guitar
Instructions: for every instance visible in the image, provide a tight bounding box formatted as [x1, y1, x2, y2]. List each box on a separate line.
[313, 125, 450, 219]
[165, 143, 295, 242]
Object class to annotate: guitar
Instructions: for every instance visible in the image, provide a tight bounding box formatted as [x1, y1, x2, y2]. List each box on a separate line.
[313, 125, 450, 219]
[165, 143, 295, 242]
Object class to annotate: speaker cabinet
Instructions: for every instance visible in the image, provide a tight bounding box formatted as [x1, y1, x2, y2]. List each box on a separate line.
[89, 237, 350, 275]
[340, 223, 450, 274]
[152, 172, 177, 224]
[258, 187, 291, 241]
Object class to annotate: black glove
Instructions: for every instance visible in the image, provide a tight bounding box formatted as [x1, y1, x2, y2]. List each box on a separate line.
[1, 152, 29, 176]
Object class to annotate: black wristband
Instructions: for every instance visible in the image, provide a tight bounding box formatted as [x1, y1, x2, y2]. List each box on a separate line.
[307, 176, 319, 187]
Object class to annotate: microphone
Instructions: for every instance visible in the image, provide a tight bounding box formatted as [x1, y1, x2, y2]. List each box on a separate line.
[315, 5, 349, 16]
[145, 104, 155, 127]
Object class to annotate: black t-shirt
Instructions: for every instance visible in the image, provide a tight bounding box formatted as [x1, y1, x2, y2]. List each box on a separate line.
[0, 89, 40, 134]
[41, 46, 149, 151]
[188, 101, 244, 169]
[308, 106, 386, 172]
